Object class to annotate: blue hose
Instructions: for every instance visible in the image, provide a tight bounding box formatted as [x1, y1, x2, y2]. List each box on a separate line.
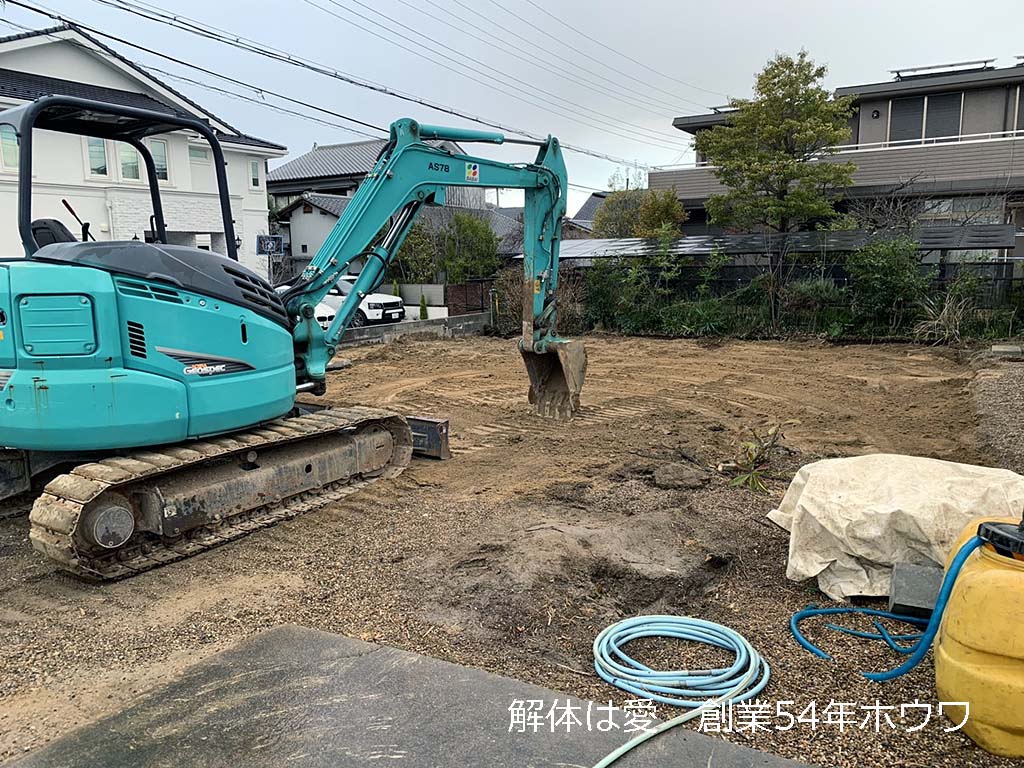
[590, 616, 768, 768]
[790, 535, 983, 681]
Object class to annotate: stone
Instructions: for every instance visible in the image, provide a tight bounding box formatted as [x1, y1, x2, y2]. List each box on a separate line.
[653, 462, 710, 490]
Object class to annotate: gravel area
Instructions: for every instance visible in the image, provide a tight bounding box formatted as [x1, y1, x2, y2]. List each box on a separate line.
[0, 336, 1010, 767]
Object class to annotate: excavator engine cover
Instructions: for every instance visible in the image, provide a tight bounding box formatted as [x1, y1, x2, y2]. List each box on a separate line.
[520, 339, 587, 420]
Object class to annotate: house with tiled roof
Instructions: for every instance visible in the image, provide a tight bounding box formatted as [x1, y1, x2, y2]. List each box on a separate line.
[277, 190, 523, 280]
[0, 24, 286, 276]
[268, 137, 485, 210]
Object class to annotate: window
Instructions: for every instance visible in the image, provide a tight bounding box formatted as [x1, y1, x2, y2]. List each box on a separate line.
[924, 92, 962, 141]
[87, 137, 108, 176]
[0, 125, 18, 168]
[889, 92, 964, 145]
[188, 145, 209, 162]
[119, 144, 140, 180]
[1017, 86, 1024, 134]
[919, 196, 1005, 226]
[888, 97, 925, 143]
[301, 244, 308, 254]
[249, 159, 260, 188]
[149, 139, 168, 181]
[303, 203, 313, 214]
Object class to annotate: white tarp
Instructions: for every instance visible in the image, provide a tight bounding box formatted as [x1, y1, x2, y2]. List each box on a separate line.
[767, 454, 1024, 600]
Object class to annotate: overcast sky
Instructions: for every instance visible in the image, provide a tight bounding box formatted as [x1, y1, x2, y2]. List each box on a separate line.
[3, 0, 1022, 214]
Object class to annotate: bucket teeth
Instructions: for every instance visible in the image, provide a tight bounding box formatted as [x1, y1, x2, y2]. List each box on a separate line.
[520, 339, 587, 420]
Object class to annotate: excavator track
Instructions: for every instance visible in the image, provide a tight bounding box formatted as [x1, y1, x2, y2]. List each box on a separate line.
[29, 406, 412, 581]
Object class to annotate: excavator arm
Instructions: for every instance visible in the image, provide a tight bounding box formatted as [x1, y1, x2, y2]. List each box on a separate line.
[283, 118, 586, 418]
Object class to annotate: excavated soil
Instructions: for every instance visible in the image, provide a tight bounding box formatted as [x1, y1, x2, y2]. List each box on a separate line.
[0, 335, 1010, 767]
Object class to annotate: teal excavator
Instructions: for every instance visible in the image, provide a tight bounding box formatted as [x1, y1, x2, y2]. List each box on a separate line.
[0, 95, 586, 579]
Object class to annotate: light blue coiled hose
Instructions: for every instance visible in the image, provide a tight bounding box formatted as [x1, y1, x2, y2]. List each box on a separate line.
[590, 615, 769, 768]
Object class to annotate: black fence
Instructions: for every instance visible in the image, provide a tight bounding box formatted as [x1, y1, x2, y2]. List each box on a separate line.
[446, 278, 494, 315]
[654, 260, 1021, 310]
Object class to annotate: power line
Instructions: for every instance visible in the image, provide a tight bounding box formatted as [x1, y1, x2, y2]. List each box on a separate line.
[97, 0, 690, 153]
[152, 69, 383, 141]
[4, 18, 613, 198]
[520, 0, 728, 100]
[389, 0, 702, 117]
[486, 0, 724, 109]
[7, 0, 653, 167]
[434, 0, 710, 114]
[0, 14, 619, 195]
[157, 69, 610, 195]
[298, 0, 692, 150]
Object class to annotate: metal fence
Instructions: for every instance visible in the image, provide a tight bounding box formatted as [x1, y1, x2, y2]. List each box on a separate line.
[659, 261, 1021, 310]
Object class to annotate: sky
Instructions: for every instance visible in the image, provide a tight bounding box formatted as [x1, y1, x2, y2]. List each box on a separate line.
[2, 0, 1022, 215]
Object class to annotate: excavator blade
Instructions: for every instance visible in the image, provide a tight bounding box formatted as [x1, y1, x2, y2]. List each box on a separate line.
[521, 339, 587, 420]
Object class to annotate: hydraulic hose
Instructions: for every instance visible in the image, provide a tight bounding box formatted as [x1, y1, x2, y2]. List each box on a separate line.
[790, 535, 983, 681]
[590, 615, 769, 768]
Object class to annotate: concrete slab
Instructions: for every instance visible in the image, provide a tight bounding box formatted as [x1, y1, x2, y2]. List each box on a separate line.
[990, 343, 1024, 358]
[10, 625, 805, 768]
[888, 562, 944, 619]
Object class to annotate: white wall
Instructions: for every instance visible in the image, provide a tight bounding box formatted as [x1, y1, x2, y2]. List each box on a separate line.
[0, 35, 279, 276]
[288, 206, 341, 262]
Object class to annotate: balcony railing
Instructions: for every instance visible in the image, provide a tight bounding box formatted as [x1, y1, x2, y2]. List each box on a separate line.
[651, 128, 1024, 172]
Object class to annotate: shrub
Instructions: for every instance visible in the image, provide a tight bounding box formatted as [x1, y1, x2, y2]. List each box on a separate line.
[780, 277, 847, 332]
[846, 237, 932, 332]
[419, 293, 428, 320]
[492, 265, 587, 337]
[915, 270, 980, 345]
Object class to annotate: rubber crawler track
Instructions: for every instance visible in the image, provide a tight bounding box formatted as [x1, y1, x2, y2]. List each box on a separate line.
[28, 406, 412, 581]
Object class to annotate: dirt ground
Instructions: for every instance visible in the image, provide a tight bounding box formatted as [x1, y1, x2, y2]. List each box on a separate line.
[0, 335, 1014, 767]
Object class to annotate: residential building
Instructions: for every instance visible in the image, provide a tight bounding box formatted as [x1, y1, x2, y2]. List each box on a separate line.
[268, 137, 486, 210]
[648, 60, 1024, 259]
[277, 191, 521, 280]
[569, 191, 607, 232]
[0, 25, 286, 276]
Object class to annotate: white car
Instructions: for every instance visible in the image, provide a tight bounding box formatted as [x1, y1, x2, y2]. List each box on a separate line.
[275, 278, 405, 329]
[322, 277, 405, 326]
[273, 285, 337, 331]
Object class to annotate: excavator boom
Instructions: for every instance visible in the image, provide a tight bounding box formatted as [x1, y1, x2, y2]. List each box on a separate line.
[283, 118, 586, 418]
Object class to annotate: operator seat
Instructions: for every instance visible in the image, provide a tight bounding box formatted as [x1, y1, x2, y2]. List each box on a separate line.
[30, 218, 77, 247]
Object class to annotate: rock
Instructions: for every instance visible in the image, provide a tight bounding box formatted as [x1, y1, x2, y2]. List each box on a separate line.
[652, 462, 710, 490]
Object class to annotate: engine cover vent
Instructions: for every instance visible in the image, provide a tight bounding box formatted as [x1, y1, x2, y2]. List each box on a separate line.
[115, 279, 184, 304]
[126, 321, 147, 358]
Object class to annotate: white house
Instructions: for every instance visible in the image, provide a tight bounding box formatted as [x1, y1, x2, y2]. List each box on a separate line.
[277, 191, 524, 282]
[0, 25, 286, 277]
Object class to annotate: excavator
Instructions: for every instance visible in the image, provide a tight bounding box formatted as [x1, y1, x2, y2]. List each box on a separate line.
[0, 95, 586, 580]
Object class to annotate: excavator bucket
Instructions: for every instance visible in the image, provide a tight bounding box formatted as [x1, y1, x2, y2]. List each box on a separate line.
[521, 339, 587, 420]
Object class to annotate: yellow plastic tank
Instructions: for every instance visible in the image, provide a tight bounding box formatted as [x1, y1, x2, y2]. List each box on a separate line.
[934, 516, 1024, 757]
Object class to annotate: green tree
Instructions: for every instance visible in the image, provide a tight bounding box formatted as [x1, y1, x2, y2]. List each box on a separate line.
[442, 213, 500, 283]
[593, 188, 645, 238]
[694, 51, 856, 328]
[389, 221, 438, 283]
[634, 188, 687, 238]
